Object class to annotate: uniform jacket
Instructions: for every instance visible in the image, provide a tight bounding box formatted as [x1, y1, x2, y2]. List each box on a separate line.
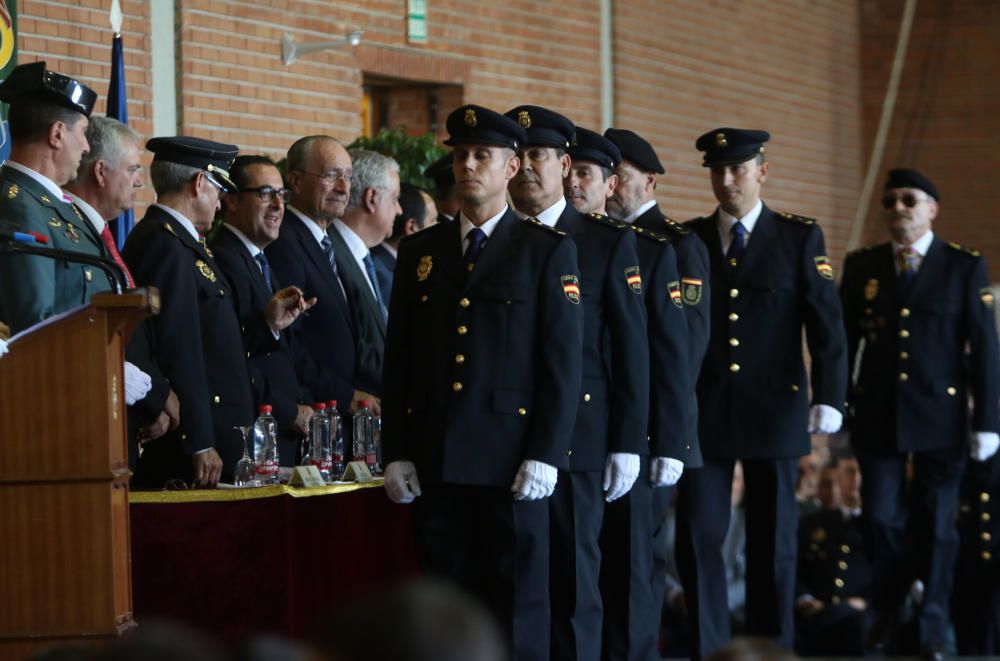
[796, 508, 873, 603]
[381, 208, 584, 486]
[555, 206, 649, 471]
[327, 225, 387, 397]
[371, 243, 395, 304]
[687, 204, 847, 459]
[121, 206, 257, 483]
[0, 164, 113, 333]
[635, 204, 711, 451]
[841, 238, 1000, 454]
[631, 223, 701, 466]
[265, 210, 357, 414]
[210, 226, 310, 465]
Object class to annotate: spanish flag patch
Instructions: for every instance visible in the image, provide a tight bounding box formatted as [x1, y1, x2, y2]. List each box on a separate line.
[814, 256, 834, 280]
[561, 275, 581, 304]
[625, 266, 642, 294]
[668, 281, 683, 308]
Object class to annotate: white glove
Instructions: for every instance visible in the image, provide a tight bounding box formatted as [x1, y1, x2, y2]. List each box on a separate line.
[970, 431, 1000, 462]
[123, 361, 152, 406]
[808, 404, 843, 434]
[603, 452, 640, 502]
[384, 460, 422, 504]
[511, 459, 558, 501]
[0, 337, 7, 359]
[650, 456, 684, 487]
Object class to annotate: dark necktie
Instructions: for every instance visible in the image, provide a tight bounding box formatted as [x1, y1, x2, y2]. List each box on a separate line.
[255, 252, 273, 294]
[897, 246, 919, 286]
[363, 252, 388, 319]
[320, 235, 339, 279]
[463, 227, 487, 273]
[725, 221, 747, 265]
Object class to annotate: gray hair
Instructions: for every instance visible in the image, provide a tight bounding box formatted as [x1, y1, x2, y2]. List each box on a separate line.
[347, 149, 399, 209]
[149, 160, 202, 196]
[78, 116, 141, 173]
[286, 135, 341, 172]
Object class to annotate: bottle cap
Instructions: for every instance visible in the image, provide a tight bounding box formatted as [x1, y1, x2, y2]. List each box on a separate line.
[359, 399, 369, 407]
[327, 400, 338, 409]
[313, 402, 327, 411]
[259, 404, 272, 414]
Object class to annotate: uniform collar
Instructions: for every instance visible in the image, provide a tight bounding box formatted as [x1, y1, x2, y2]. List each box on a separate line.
[459, 204, 508, 243]
[623, 198, 657, 225]
[516, 196, 566, 227]
[152, 203, 200, 240]
[66, 193, 106, 235]
[892, 229, 934, 257]
[5, 160, 69, 202]
[718, 199, 764, 236]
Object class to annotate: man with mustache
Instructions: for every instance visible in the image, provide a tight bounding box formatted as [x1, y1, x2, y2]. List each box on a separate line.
[840, 168, 1000, 660]
[210, 155, 314, 466]
[682, 128, 848, 656]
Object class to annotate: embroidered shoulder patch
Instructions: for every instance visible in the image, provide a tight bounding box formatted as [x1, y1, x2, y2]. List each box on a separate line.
[561, 275, 581, 304]
[814, 256, 834, 280]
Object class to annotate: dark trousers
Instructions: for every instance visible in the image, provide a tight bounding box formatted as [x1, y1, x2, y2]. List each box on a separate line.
[600, 459, 658, 661]
[859, 448, 964, 648]
[649, 483, 677, 654]
[676, 457, 798, 657]
[795, 603, 873, 656]
[550, 470, 605, 661]
[414, 483, 550, 661]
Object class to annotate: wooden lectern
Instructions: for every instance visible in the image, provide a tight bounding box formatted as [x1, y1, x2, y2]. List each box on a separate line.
[0, 291, 157, 659]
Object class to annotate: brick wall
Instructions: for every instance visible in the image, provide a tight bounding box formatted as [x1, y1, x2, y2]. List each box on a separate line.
[859, 0, 1000, 270]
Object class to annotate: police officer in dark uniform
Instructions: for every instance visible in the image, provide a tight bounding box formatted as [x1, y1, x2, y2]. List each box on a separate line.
[122, 137, 311, 487]
[381, 105, 583, 661]
[602, 128, 711, 656]
[0, 62, 109, 333]
[681, 128, 848, 655]
[565, 127, 689, 661]
[502, 107, 649, 661]
[423, 152, 458, 224]
[840, 168, 1000, 659]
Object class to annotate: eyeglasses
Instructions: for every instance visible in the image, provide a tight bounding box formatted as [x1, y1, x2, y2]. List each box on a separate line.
[881, 192, 929, 210]
[293, 168, 352, 184]
[199, 172, 226, 193]
[242, 186, 290, 203]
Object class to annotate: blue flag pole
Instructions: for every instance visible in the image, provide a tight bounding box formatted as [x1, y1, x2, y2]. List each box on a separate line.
[107, 31, 134, 250]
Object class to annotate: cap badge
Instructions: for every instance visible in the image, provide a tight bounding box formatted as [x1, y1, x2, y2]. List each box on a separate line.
[195, 259, 217, 282]
[681, 277, 703, 306]
[864, 278, 879, 301]
[625, 265, 642, 294]
[561, 275, 581, 304]
[517, 110, 531, 129]
[464, 108, 477, 127]
[668, 281, 683, 308]
[715, 132, 728, 147]
[416, 255, 433, 282]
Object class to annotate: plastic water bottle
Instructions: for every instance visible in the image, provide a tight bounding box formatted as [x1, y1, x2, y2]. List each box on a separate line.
[253, 404, 280, 485]
[353, 400, 375, 473]
[308, 402, 332, 481]
[372, 415, 383, 475]
[327, 400, 344, 480]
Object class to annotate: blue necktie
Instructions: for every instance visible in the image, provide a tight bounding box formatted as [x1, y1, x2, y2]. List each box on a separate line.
[255, 252, 273, 294]
[463, 227, 487, 272]
[363, 252, 388, 320]
[726, 221, 747, 265]
[897, 247, 919, 290]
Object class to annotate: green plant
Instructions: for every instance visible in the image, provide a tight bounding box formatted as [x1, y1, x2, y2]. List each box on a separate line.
[347, 127, 445, 190]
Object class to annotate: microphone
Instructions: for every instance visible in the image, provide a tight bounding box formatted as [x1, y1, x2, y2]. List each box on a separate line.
[0, 238, 128, 294]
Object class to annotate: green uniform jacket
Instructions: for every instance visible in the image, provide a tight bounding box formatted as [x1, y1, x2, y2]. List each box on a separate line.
[0, 164, 112, 333]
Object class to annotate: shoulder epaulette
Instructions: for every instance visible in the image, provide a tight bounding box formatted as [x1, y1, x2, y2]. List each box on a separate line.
[526, 217, 566, 236]
[162, 222, 178, 237]
[585, 212, 627, 230]
[5, 183, 19, 199]
[948, 241, 981, 257]
[661, 216, 691, 236]
[775, 211, 816, 225]
[630, 224, 667, 243]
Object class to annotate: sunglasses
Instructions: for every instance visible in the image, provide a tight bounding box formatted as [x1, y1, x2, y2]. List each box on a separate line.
[881, 192, 929, 210]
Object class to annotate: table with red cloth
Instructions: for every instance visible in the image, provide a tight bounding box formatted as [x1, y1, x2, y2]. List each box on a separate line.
[129, 479, 418, 641]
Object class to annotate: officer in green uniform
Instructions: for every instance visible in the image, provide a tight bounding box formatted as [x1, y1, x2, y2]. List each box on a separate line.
[0, 61, 108, 334]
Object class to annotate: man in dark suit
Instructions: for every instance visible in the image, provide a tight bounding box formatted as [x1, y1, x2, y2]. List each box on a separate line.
[504, 106, 649, 661]
[681, 128, 848, 656]
[266, 136, 375, 418]
[122, 137, 311, 487]
[565, 126, 689, 660]
[330, 149, 401, 397]
[372, 182, 435, 303]
[423, 152, 460, 225]
[382, 105, 584, 661]
[211, 155, 315, 466]
[840, 168, 1000, 659]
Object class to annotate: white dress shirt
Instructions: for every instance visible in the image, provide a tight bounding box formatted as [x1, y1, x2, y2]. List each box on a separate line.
[717, 200, 763, 255]
[459, 205, 508, 253]
[623, 199, 658, 225]
[892, 230, 934, 274]
[332, 219, 380, 301]
[152, 203, 200, 240]
[515, 197, 566, 228]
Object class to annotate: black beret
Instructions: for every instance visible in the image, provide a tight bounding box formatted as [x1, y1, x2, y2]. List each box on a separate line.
[443, 105, 526, 151]
[0, 61, 97, 117]
[603, 128, 664, 174]
[423, 152, 455, 190]
[569, 127, 622, 170]
[147, 136, 240, 193]
[885, 168, 939, 201]
[695, 128, 770, 167]
[504, 105, 575, 150]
